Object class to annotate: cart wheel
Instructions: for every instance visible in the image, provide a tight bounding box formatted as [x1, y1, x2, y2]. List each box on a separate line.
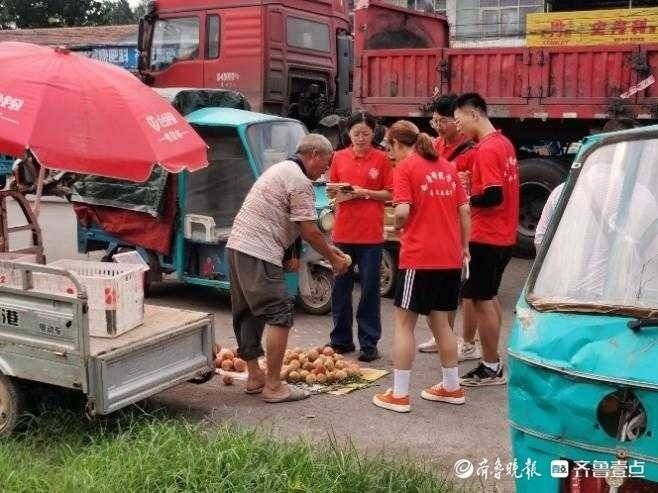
[0, 374, 23, 436]
[297, 266, 333, 315]
[188, 371, 215, 385]
[380, 247, 398, 298]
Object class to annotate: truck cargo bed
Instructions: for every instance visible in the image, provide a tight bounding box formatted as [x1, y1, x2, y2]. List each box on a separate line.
[89, 305, 209, 356]
[87, 304, 214, 415]
[354, 2, 658, 122]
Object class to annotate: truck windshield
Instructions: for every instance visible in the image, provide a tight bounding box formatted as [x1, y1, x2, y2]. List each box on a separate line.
[531, 138, 658, 314]
[149, 17, 200, 71]
[247, 122, 307, 172]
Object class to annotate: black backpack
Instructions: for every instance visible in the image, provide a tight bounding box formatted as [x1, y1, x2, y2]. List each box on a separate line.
[446, 140, 475, 162]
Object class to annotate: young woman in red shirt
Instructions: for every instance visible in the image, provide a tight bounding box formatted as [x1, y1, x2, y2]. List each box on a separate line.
[418, 94, 482, 363]
[373, 121, 471, 413]
[327, 112, 393, 362]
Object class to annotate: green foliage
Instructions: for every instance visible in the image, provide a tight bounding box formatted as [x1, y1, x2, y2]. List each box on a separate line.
[0, 409, 459, 493]
[132, 0, 150, 19]
[0, 0, 137, 28]
[97, 0, 136, 25]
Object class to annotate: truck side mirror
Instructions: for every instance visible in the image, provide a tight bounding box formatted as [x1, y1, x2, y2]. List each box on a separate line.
[138, 19, 145, 52]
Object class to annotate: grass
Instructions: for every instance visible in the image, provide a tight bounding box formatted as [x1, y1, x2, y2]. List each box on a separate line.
[0, 408, 459, 493]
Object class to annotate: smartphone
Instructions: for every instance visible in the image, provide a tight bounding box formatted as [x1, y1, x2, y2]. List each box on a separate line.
[461, 262, 470, 282]
[340, 185, 354, 192]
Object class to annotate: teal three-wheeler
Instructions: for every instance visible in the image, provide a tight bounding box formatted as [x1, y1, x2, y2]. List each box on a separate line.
[77, 93, 335, 314]
[508, 125, 658, 491]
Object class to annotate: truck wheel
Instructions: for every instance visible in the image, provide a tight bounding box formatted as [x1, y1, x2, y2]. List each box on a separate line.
[188, 370, 215, 385]
[0, 374, 23, 436]
[112, 249, 161, 298]
[142, 251, 162, 298]
[380, 247, 398, 298]
[516, 158, 568, 258]
[298, 266, 333, 315]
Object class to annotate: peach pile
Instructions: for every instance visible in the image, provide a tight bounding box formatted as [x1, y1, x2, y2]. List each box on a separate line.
[280, 346, 362, 386]
[213, 344, 247, 385]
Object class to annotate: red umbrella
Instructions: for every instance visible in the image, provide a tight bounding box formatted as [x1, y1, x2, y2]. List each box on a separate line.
[0, 42, 208, 182]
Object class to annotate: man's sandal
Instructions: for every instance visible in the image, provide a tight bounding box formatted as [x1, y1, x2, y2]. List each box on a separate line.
[263, 386, 310, 403]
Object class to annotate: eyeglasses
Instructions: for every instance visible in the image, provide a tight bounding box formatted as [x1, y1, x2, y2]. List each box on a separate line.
[431, 116, 455, 127]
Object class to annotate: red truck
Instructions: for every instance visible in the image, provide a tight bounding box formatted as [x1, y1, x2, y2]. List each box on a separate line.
[137, 0, 658, 254]
[138, 0, 352, 127]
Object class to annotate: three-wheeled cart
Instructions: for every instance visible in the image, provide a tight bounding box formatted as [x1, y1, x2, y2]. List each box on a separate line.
[0, 260, 215, 435]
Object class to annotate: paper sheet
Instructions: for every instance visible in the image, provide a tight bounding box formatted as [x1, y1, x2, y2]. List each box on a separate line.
[216, 367, 390, 396]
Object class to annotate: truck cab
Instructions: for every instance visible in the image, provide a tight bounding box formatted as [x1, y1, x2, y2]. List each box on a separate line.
[138, 0, 351, 128]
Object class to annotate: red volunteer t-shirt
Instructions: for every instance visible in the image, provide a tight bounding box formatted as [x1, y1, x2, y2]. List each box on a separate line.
[434, 135, 475, 173]
[470, 131, 519, 246]
[393, 153, 468, 270]
[329, 147, 393, 244]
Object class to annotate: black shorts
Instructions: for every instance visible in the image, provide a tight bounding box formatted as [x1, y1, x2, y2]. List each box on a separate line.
[394, 269, 461, 315]
[461, 243, 512, 301]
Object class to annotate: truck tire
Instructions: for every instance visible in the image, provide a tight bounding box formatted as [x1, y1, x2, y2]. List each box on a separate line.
[111, 249, 161, 298]
[516, 158, 568, 258]
[0, 374, 23, 436]
[380, 246, 398, 298]
[142, 251, 162, 298]
[315, 114, 347, 150]
[297, 266, 333, 315]
[188, 370, 215, 385]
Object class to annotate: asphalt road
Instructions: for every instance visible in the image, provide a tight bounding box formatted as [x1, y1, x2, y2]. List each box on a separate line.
[6, 199, 530, 491]
[144, 258, 532, 492]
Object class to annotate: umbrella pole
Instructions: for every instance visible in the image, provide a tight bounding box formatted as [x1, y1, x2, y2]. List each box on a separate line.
[32, 166, 46, 217]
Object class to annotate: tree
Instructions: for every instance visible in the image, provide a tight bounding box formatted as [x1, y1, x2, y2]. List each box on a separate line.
[133, 0, 150, 19]
[93, 0, 136, 25]
[0, 1, 13, 28]
[1, 1, 53, 28]
[111, 0, 136, 24]
[0, 0, 98, 28]
[0, 0, 136, 29]
[56, 0, 103, 26]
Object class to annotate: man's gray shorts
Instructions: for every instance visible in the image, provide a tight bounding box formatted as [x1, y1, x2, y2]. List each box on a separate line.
[228, 248, 294, 361]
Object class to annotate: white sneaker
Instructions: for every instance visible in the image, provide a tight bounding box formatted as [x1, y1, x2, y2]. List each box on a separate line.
[459, 340, 482, 362]
[419, 337, 481, 359]
[418, 337, 438, 353]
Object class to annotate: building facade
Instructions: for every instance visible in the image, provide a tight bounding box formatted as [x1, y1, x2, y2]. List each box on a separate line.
[374, 0, 651, 47]
[0, 25, 138, 71]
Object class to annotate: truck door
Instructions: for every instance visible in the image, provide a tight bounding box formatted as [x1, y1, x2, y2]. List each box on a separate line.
[148, 14, 204, 87]
[202, 7, 263, 110]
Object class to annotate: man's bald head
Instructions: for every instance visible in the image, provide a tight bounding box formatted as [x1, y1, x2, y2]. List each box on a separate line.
[297, 133, 334, 180]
